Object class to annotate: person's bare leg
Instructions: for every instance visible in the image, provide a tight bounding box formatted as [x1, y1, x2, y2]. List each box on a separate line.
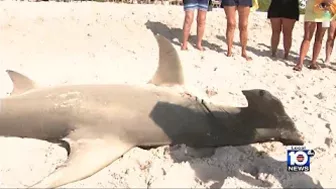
[282, 18, 296, 59]
[182, 10, 195, 50]
[309, 23, 327, 69]
[270, 18, 282, 57]
[294, 22, 316, 71]
[196, 9, 207, 51]
[224, 6, 237, 57]
[325, 20, 336, 64]
[237, 5, 252, 61]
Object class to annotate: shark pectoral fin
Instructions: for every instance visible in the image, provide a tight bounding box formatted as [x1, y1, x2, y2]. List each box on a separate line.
[149, 35, 185, 87]
[28, 138, 133, 188]
[6, 70, 37, 96]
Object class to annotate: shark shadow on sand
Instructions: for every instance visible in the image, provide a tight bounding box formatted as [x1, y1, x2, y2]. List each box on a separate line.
[146, 99, 322, 188]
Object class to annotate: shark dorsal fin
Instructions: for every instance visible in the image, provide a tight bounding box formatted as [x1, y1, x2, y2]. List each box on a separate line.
[6, 70, 37, 96]
[149, 35, 184, 86]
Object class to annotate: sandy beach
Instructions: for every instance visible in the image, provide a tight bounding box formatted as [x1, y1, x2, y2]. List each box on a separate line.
[0, 1, 335, 188]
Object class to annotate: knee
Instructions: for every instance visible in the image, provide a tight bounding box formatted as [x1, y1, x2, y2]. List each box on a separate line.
[227, 20, 236, 30]
[314, 30, 327, 44]
[327, 35, 335, 42]
[302, 34, 312, 43]
[184, 13, 194, 25]
[283, 31, 292, 38]
[273, 27, 282, 35]
[314, 37, 323, 44]
[302, 38, 311, 44]
[197, 15, 206, 26]
[239, 22, 248, 31]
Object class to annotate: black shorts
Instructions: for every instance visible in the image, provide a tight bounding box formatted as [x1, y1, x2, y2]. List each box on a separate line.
[267, 0, 299, 21]
[220, 0, 252, 8]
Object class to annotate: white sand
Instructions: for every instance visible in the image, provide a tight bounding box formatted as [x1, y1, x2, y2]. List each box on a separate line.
[0, 1, 335, 188]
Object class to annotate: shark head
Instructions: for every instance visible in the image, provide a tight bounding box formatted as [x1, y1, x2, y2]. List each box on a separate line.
[242, 89, 305, 146]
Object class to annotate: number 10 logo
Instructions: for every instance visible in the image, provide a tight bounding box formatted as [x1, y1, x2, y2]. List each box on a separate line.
[287, 149, 315, 172]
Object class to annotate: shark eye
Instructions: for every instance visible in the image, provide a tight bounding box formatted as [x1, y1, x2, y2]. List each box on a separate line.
[259, 90, 265, 97]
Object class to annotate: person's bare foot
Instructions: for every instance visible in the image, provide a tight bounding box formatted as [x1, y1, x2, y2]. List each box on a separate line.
[242, 53, 252, 61]
[271, 51, 277, 57]
[308, 63, 321, 70]
[284, 53, 289, 60]
[196, 44, 205, 51]
[226, 50, 233, 57]
[325, 58, 330, 65]
[293, 63, 303, 71]
[181, 43, 188, 51]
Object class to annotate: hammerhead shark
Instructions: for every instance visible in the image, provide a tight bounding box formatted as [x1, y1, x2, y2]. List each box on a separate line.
[0, 35, 304, 188]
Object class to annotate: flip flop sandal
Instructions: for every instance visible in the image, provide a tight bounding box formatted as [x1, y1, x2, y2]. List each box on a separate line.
[308, 64, 321, 70]
[293, 65, 302, 71]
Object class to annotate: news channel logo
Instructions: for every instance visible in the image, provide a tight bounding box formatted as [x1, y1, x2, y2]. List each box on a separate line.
[287, 146, 315, 172]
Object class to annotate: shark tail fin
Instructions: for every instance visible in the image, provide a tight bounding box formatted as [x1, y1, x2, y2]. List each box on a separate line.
[148, 35, 184, 87]
[6, 70, 37, 96]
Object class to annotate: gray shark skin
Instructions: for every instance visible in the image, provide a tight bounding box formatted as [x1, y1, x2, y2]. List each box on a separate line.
[0, 35, 304, 188]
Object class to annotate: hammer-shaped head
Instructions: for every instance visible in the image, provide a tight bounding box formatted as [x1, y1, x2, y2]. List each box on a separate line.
[242, 89, 305, 146]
